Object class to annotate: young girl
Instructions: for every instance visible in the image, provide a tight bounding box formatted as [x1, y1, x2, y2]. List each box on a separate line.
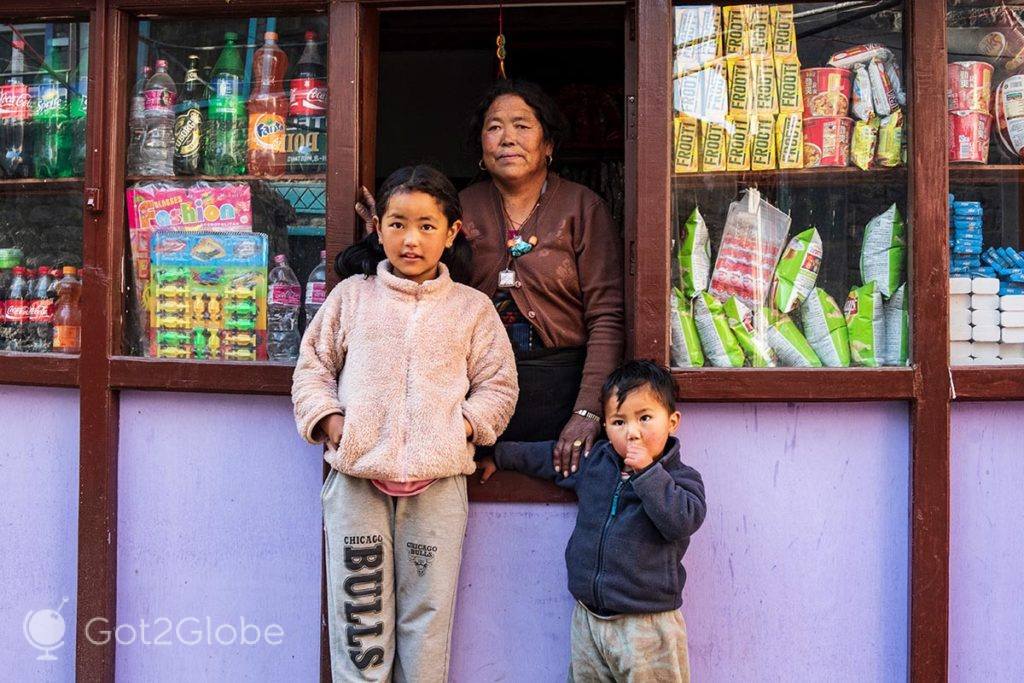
[292, 165, 518, 681]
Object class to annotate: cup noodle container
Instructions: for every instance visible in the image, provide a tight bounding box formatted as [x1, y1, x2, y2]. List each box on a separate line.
[948, 110, 993, 163]
[947, 61, 994, 113]
[803, 116, 853, 167]
[995, 74, 1024, 159]
[801, 67, 853, 117]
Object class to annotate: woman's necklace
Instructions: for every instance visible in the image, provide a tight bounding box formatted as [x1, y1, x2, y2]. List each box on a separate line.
[497, 182, 546, 289]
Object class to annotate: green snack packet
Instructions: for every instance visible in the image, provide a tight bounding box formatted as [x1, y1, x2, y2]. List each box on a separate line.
[799, 287, 850, 367]
[670, 288, 705, 367]
[860, 203, 906, 298]
[694, 292, 745, 368]
[883, 283, 909, 366]
[724, 296, 777, 367]
[678, 207, 711, 298]
[767, 311, 822, 367]
[771, 227, 823, 313]
[844, 282, 886, 367]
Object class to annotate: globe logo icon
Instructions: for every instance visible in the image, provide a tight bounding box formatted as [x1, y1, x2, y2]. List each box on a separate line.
[23, 597, 68, 661]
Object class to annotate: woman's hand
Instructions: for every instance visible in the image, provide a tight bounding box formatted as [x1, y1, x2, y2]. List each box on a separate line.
[316, 413, 346, 450]
[464, 417, 474, 440]
[554, 414, 600, 477]
[354, 186, 377, 236]
[477, 455, 497, 484]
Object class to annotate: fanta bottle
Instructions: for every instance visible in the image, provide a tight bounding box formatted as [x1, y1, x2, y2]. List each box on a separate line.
[247, 32, 289, 177]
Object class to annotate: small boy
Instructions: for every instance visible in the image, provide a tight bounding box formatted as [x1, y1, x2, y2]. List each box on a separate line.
[480, 359, 706, 682]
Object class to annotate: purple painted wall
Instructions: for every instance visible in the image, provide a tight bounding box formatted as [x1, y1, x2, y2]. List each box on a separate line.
[950, 402, 1024, 682]
[0, 387, 79, 681]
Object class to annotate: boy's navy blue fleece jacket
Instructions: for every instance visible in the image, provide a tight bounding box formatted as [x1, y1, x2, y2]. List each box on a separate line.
[494, 436, 705, 615]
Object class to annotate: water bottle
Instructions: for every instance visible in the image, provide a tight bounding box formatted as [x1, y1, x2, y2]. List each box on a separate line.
[304, 250, 326, 331]
[267, 254, 300, 361]
[139, 59, 176, 176]
[126, 65, 150, 174]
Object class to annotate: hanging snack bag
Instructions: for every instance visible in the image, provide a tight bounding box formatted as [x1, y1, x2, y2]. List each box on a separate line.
[670, 288, 704, 367]
[709, 189, 791, 308]
[851, 64, 874, 120]
[702, 120, 728, 171]
[875, 110, 903, 167]
[728, 56, 754, 114]
[678, 206, 711, 297]
[860, 203, 906, 298]
[767, 311, 822, 367]
[851, 118, 879, 170]
[673, 115, 700, 173]
[776, 54, 803, 113]
[883, 283, 909, 366]
[800, 287, 851, 367]
[723, 5, 749, 56]
[753, 56, 779, 114]
[844, 282, 886, 367]
[751, 114, 777, 171]
[724, 296, 777, 367]
[771, 4, 796, 57]
[771, 227, 822, 312]
[776, 112, 803, 168]
[673, 6, 722, 75]
[694, 292, 745, 367]
[748, 5, 772, 56]
[726, 114, 753, 171]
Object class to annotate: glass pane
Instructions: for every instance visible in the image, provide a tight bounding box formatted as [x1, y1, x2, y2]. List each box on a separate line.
[0, 21, 88, 356]
[122, 16, 327, 362]
[669, 4, 909, 370]
[947, 2, 1024, 366]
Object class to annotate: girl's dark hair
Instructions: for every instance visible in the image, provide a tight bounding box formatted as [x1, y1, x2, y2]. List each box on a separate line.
[600, 360, 677, 415]
[335, 165, 473, 284]
[467, 79, 569, 160]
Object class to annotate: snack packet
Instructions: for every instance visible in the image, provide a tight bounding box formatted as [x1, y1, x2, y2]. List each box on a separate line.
[776, 54, 802, 112]
[828, 44, 894, 69]
[851, 118, 879, 170]
[673, 6, 721, 74]
[844, 282, 886, 367]
[726, 114, 752, 171]
[875, 110, 903, 168]
[767, 311, 822, 367]
[723, 6, 749, 56]
[751, 114, 776, 171]
[771, 4, 796, 56]
[867, 57, 898, 117]
[701, 121, 728, 171]
[673, 115, 700, 173]
[776, 113, 803, 168]
[728, 56, 753, 114]
[694, 292, 745, 367]
[724, 296, 777, 367]
[851, 64, 874, 120]
[703, 58, 730, 125]
[674, 71, 704, 119]
[753, 55, 779, 113]
[748, 5, 772, 55]
[885, 59, 906, 107]
[800, 287, 851, 367]
[678, 206, 711, 297]
[670, 288, 705, 367]
[883, 283, 909, 366]
[771, 227, 822, 312]
[860, 203, 906, 298]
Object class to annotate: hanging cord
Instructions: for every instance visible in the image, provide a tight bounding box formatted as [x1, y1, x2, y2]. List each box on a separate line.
[496, 3, 507, 79]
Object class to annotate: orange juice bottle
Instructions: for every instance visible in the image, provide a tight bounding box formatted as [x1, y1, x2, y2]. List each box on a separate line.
[52, 266, 81, 353]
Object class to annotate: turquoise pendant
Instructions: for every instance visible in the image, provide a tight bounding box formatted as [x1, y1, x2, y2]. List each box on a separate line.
[507, 235, 538, 258]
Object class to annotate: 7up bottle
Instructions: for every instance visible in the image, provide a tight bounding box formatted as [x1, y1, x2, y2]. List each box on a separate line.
[174, 55, 205, 175]
[34, 37, 73, 179]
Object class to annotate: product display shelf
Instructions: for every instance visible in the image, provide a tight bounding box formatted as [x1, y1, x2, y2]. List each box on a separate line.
[949, 164, 1024, 186]
[125, 173, 327, 184]
[0, 177, 84, 194]
[0, 352, 78, 388]
[671, 366, 916, 401]
[108, 355, 294, 395]
[951, 366, 1024, 400]
[672, 166, 907, 190]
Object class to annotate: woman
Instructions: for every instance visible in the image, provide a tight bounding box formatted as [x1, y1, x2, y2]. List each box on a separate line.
[358, 80, 624, 476]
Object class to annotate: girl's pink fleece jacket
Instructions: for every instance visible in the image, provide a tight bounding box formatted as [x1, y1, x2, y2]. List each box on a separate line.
[292, 261, 519, 481]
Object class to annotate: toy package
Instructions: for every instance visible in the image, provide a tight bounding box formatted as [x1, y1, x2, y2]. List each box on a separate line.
[148, 232, 268, 360]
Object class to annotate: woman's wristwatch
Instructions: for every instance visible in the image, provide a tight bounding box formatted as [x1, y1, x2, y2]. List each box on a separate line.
[574, 409, 602, 423]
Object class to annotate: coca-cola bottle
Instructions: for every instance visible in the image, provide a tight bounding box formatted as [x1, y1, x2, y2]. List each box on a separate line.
[0, 39, 33, 178]
[28, 265, 55, 352]
[0, 248, 18, 350]
[5, 265, 30, 352]
[286, 31, 327, 174]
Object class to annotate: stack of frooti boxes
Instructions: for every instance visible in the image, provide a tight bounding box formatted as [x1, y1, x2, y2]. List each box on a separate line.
[950, 277, 1024, 364]
[672, 4, 802, 173]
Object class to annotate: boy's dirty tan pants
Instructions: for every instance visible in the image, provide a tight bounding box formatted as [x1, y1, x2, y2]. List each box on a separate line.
[568, 602, 691, 683]
[322, 470, 468, 682]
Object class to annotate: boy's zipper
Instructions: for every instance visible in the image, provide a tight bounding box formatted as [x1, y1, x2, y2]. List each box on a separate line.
[592, 478, 625, 612]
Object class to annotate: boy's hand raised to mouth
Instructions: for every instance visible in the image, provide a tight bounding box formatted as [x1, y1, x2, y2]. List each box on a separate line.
[623, 442, 654, 472]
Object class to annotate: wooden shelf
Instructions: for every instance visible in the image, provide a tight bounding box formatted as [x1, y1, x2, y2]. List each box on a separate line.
[949, 164, 1024, 186]
[125, 174, 326, 184]
[109, 356, 294, 395]
[950, 366, 1024, 400]
[673, 166, 906, 190]
[672, 367, 916, 402]
[468, 471, 576, 504]
[0, 352, 78, 388]
[0, 178, 83, 194]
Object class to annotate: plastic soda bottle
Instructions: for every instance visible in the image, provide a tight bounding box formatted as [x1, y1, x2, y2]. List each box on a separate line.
[304, 249, 326, 330]
[70, 42, 88, 177]
[127, 65, 150, 174]
[0, 39, 33, 178]
[174, 54, 205, 175]
[28, 265, 55, 352]
[34, 37, 73, 179]
[267, 253, 300, 361]
[5, 265, 29, 351]
[53, 266, 81, 354]
[287, 31, 327, 174]
[203, 32, 246, 176]
[139, 59, 176, 176]
[247, 32, 289, 177]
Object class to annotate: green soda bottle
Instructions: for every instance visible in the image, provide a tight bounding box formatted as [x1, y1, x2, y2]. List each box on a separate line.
[34, 37, 73, 178]
[202, 32, 246, 176]
[69, 42, 88, 177]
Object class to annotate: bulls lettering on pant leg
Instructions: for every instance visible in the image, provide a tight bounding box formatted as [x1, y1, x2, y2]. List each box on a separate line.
[344, 542, 385, 671]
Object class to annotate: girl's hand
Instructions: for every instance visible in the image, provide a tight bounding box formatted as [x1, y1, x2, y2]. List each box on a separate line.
[554, 414, 600, 477]
[464, 417, 474, 440]
[623, 442, 654, 472]
[317, 413, 346, 450]
[354, 186, 377, 236]
[477, 456, 497, 483]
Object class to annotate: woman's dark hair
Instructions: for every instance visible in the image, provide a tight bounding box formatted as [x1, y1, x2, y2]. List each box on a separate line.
[467, 79, 569, 160]
[335, 165, 473, 284]
[600, 360, 677, 415]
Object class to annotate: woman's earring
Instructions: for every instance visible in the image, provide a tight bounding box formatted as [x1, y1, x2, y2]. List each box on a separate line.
[546, 154, 553, 167]
[478, 159, 486, 170]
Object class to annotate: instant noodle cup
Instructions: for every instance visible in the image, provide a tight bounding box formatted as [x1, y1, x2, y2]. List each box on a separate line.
[670, 288, 705, 368]
[750, 114, 776, 171]
[752, 56, 779, 114]
[723, 5, 749, 56]
[678, 206, 711, 297]
[801, 67, 852, 118]
[771, 4, 796, 57]
[701, 121, 728, 172]
[800, 287, 851, 367]
[860, 203, 906, 298]
[947, 61, 994, 113]
[948, 109, 992, 164]
[673, 115, 700, 173]
[994, 74, 1024, 158]
[724, 296, 777, 367]
[883, 283, 909, 366]
[766, 311, 822, 367]
[748, 5, 772, 56]
[728, 56, 753, 114]
[844, 282, 886, 367]
[776, 113, 803, 168]
[726, 114, 752, 171]
[851, 118, 879, 170]
[771, 227, 822, 313]
[694, 292, 745, 367]
[875, 111, 903, 167]
[776, 54, 802, 113]
[802, 116, 852, 167]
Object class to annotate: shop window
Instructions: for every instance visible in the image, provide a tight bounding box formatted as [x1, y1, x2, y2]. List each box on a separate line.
[669, 4, 910, 371]
[947, 2, 1024, 367]
[121, 16, 328, 363]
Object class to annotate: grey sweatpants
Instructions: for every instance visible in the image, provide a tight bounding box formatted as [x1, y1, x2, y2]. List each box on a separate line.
[322, 470, 469, 682]
[568, 602, 691, 682]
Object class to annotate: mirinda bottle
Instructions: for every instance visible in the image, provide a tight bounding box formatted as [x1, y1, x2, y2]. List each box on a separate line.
[247, 32, 289, 177]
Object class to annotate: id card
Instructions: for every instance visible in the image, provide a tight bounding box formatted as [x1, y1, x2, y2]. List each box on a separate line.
[498, 269, 516, 289]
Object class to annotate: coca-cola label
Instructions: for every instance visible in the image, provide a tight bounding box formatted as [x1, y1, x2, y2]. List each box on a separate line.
[289, 78, 327, 116]
[35, 83, 67, 117]
[144, 88, 177, 115]
[28, 299, 54, 323]
[0, 83, 31, 119]
[5, 299, 28, 323]
[269, 283, 301, 306]
[305, 282, 326, 306]
[174, 107, 203, 157]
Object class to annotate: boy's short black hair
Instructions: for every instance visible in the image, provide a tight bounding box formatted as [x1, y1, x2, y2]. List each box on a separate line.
[601, 360, 676, 415]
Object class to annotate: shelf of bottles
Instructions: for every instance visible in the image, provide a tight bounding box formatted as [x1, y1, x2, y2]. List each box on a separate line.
[122, 18, 328, 364]
[0, 22, 87, 359]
